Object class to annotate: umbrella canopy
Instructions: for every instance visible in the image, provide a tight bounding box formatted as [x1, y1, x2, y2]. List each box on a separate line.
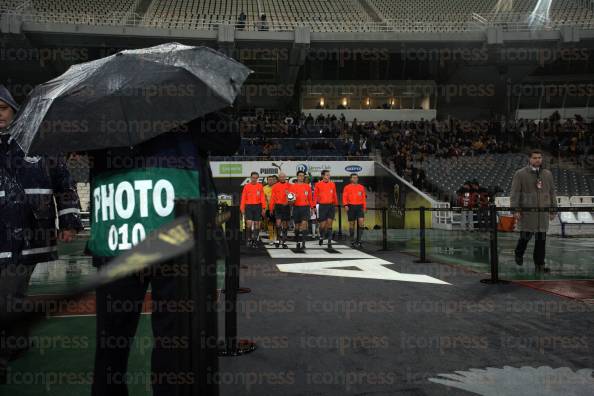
[9, 43, 251, 155]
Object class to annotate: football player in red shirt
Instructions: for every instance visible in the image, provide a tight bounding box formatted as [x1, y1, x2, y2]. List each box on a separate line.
[342, 173, 367, 247]
[290, 170, 314, 250]
[240, 171, 266, 247]
[270, 172, 291, 248]
[313, 170, 338, 248]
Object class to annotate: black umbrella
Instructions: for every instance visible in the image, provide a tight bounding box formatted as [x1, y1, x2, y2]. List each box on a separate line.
[9, 43, 251, 155]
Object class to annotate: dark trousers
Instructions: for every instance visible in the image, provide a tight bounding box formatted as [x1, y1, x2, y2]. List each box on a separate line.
[0, 263, 36, 372]
[92, 262, 190, 396]
[477, 208, 489, 231]
[514, 232, 547, 267]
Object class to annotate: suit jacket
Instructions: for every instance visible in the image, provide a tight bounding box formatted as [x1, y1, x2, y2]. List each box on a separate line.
[510, 166, 556, 232]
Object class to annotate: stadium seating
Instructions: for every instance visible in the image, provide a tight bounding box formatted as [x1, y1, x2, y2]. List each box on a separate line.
[495, 194, 594, 229]
[367, 0, 594, 26]
[570, 195, 594, 224]
[141, 0, 373, 31]
[369, 0, 530, 21]
[3, 0, 593, 31]
[259, 0, 372, 32]
[142, 0, 259, 29]
[421, 153, 594, 199]
[0, 0, 26, 11]
[23, 0, 137, 24]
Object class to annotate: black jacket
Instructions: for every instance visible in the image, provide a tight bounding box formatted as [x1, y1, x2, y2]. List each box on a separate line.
[0, 133, 82, 265]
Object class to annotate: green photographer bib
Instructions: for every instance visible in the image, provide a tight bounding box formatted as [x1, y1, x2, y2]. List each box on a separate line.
[87, 167, 200, 257]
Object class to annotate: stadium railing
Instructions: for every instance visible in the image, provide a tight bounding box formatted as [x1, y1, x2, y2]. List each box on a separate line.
[331, 205, 594, 283]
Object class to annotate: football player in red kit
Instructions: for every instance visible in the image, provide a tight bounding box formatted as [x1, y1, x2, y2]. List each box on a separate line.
[313, 170, 338, 248]
[240, 171, 266, 247]
[290, 170, 314, 250]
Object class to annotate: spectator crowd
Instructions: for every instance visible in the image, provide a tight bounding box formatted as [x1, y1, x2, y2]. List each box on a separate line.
[233, 110, 594, 176]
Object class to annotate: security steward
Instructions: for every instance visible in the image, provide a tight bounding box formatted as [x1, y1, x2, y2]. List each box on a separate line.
[87, 113, 238, 396]
[0, 85, 82, 381]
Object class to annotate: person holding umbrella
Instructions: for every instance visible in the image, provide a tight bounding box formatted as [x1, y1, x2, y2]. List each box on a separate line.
[8, 44, 251, 395]
[0, 85, 82, 381]
[86, 113, 238, 395]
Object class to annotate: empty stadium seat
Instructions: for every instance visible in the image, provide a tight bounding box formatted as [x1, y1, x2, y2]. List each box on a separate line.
[140, 0, 374, 31]
[576, 211, 594, 223]
[142, 0, 260, 30]
[494, 197, 510, 207]
[11, 0, 139, 25]
[559, 212, 578, 223]
[422, 155, 593, 204]
[259, 0, 372, 32]
[569, 195, 594, 224]
[556, 196, 577, 223]
[3, 0, 593, 31]
[367, 0, 594, 27]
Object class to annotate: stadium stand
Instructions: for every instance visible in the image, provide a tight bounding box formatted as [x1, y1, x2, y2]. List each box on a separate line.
[29, 0, 137, 15]
[420, 153, 594, 200]
[3, 0, 592, 31]
[0, 0, 24, 10]
[236, 111, 361, 158]
[259, 0, 373, 32]
[141, 0, 374, 31]
[5, 0, 139, 24]
[368, 0, 527, 21]
[368, 0, 594, 26]
[238, 138, 351, 158]
[141, 0, 259, 29]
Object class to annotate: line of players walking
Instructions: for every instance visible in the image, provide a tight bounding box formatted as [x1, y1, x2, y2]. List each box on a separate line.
[240, 170, 367, 250]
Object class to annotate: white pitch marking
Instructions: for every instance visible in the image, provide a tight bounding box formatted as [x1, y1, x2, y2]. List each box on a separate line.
[266, 242, 375, 259]
[277, 258, 450, 285]
[269, 241, 450, 285]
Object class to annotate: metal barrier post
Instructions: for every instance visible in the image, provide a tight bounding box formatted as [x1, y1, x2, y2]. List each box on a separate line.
[481, 204, 509, 284]
[235, 205, 251, 294]
[220, 205, 256, 356]
[337, 205, 343, 239]
[175, 199, 219, 395]
[414, 207, 431, 263]
[380, 207, 389, 251]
